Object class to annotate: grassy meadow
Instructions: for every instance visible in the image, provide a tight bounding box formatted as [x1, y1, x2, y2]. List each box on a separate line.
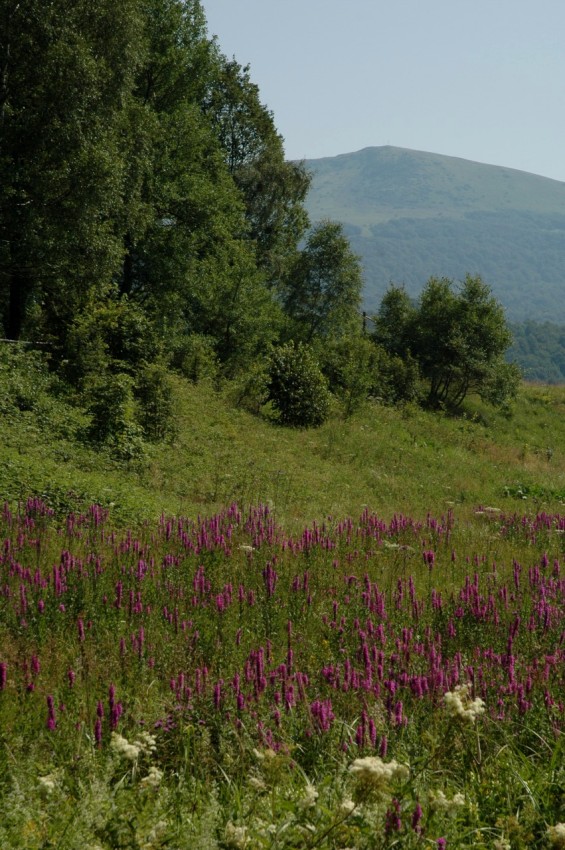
[1, 359, 565, 848]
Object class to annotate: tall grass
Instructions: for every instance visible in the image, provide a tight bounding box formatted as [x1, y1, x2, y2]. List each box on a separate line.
[1, 498, 564, 847]
[2, 352, 565, 846]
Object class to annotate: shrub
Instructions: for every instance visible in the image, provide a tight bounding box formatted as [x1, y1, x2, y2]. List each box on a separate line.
[319, 334, 380, 416]
[0, 345, 51, 413]
[374, 348, 423, 405]
[83, 372, 145, 461]
[134, 362, 176, 441]
[65, 298, 159, 384]
[267, 342, 331, 427]
[230, 357, 270, 415]
[171, 334, 218, 384]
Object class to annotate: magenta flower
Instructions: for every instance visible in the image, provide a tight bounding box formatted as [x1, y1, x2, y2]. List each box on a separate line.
[412, 802, 423, 833]
[46, 695, 56, 731]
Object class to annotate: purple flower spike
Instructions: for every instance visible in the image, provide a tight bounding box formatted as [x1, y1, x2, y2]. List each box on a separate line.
[46, 694, 56, 731]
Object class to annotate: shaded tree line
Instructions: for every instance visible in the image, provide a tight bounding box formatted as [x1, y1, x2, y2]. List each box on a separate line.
[507, 321, 565, 384]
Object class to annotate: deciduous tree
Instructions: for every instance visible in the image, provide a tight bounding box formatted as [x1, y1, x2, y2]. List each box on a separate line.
[412, 275, 520, 408]
[0, 0, 143, 346]
[283, 220, 363, 344]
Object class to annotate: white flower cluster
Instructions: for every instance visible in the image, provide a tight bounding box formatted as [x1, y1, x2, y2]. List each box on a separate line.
[298, 783, 319, 810]
[110, 730, 157, 762]
[349, 756, 409, 784]
[493, 839, 511, 850]
[253, 747, 277, 761]
[136, 730, 157, 753]
[443, 683, 485, 723]
[139, 820, 167, 850]
[225, 821, 250, 849]
[140, 765, 163, 788]
[548, 823, 565, 848]
[248, 775, 267, 792]
[38, 773, 58, 794]
[429, 789, 466, 816]
[349, 755, 409, 801]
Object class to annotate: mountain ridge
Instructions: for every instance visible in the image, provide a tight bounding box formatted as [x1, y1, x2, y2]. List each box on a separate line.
[302, 146, 565, 322]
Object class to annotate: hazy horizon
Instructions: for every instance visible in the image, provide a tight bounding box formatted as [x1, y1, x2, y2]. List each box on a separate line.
[203, 0, 565, 184]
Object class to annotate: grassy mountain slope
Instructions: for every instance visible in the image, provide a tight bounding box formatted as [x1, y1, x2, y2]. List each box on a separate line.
[303, 146, 565, 323]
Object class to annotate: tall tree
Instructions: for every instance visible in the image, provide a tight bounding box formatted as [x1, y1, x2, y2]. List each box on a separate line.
[204, 57, 311, 289]
[0, 0, 300, 374]
[116, 0, 278, 370]
[282, 220, 363, 344]
[0, 0, 143, 345]
[412, 275, 520, 407]
[371, 284, 416, 358]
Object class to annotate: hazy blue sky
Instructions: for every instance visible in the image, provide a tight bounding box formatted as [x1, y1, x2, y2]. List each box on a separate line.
[202, 0, 565, 182]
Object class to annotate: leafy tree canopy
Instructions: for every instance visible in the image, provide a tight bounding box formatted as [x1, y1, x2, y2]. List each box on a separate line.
[372, 275, 520, 409]
[282, 220, 364, 344]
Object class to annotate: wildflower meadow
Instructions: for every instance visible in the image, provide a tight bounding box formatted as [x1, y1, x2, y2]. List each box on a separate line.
[1, 498, 565, 848]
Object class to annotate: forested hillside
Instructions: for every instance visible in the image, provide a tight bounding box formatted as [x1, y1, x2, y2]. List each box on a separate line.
[508, 322, 565, 383]
[303, 146, 565, 322]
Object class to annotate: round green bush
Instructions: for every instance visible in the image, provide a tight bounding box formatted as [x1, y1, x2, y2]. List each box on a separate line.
[267, 343, 331, 427]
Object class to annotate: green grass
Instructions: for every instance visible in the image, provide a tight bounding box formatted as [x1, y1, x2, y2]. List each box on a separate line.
[2, 363, 565, 848]
[2, 364, 564, 529]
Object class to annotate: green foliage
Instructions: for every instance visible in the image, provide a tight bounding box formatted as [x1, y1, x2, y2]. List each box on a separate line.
[83, 372, 145, 460]
[430, 275, 519, 407]
[0, 0, 307, 397]
[65, 298, 159, 383]
[267, 342, 331, 427]
[0, 0, 144, 345]
[181, 243, 280, 375]
[134, 360, 176, 441]
[0, 345, 51, 414]
[371, 284, 417, 358]
[373, 348, 423, 405]
[229, 357, 270, 415]
[319, 334, 380, 416]
[282, 220, 363, 343]
[171, 333, 219, 383]
[379, 275, 520, 409]
[204, 56, 311, 288]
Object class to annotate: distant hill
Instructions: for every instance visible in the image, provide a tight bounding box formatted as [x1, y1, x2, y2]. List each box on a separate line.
[302, 146, 565, 324]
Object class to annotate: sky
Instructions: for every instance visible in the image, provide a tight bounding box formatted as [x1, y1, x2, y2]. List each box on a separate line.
[202, 0, 565, 183]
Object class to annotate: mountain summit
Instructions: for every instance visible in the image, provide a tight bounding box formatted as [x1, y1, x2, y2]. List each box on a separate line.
[303, 146, 565, 322]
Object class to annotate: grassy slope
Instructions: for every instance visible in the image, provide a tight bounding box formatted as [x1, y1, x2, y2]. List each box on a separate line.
[2, 372, 565, 529]
[2, 372, 565, 848]
[304, 146, 565, 230]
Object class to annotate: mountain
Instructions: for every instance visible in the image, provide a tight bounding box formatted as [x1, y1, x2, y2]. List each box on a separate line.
[302, 146, 565, 323]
